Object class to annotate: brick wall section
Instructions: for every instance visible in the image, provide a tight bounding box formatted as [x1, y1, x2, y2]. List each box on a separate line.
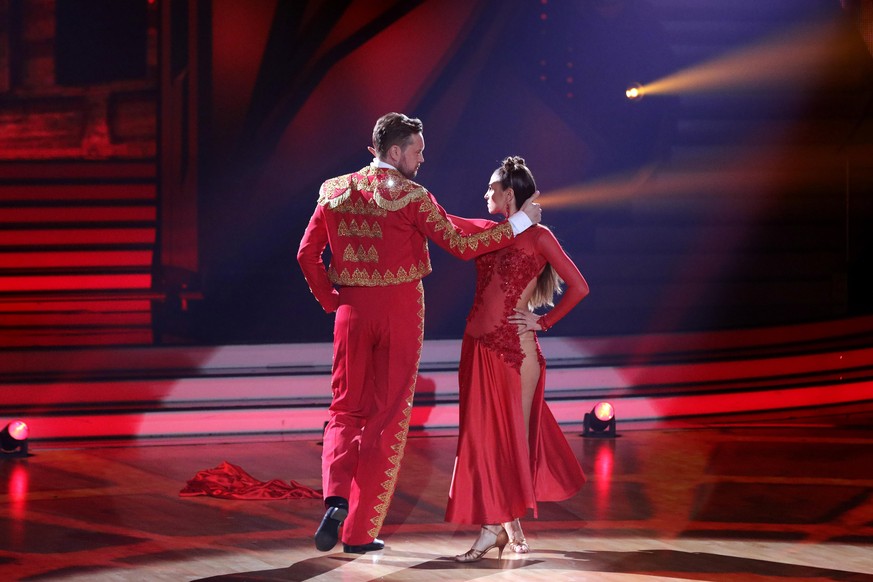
[0, 0, 160, 347]
[0, 0, 157, 160]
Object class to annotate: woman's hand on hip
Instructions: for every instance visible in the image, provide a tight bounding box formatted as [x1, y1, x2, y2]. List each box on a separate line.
[509, 308, 541, 334]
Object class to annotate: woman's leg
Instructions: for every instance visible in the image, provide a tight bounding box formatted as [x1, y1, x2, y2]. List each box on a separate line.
[518, 331, 541, 443]
[505, 331, 540, 553]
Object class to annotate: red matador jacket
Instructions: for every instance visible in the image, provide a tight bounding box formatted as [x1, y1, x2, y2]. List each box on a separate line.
[297, 164, 516, 313]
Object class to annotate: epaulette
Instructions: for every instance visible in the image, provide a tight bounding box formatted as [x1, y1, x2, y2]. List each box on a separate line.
[317, 174, 354, 208]
[370, 170, 428, 211]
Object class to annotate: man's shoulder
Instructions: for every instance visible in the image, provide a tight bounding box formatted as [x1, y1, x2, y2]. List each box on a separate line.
[372, 172, 428, 211]
[317, 167, 371, 208]
[316, 166, 430, 211]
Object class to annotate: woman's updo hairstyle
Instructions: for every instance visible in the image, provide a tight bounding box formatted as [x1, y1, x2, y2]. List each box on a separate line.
[495, 156, 537, 211]
[495, 155, 564, 309]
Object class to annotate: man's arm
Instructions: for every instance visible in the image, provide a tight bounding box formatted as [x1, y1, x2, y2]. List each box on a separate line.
[410, 192, 521, 260]
[445, 214, 498, 233]
[413, 189, 542, 260]
[296, 204, 340, 313]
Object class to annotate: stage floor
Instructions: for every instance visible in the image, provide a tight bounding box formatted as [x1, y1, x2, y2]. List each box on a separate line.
[2, 423, 873, 581]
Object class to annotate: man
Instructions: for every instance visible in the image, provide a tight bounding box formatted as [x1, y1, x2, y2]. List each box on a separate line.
[297, 112, 541, 554]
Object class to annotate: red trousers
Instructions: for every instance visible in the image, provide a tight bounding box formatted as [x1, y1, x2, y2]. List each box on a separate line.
[322, 280, 424, 545]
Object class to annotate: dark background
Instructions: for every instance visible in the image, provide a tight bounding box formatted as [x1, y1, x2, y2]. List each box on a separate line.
[190, 0, 873, 345]
[2, 0, 871, 347]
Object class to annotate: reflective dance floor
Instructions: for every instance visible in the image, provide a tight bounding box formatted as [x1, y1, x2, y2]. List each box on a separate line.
[3, 417, 873, 581]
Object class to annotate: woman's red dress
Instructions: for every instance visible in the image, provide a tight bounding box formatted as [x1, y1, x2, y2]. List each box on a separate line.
[445, 224, 587, 525]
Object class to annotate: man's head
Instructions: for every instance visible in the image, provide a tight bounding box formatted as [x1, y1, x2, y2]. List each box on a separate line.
[371, 112, 425, 179]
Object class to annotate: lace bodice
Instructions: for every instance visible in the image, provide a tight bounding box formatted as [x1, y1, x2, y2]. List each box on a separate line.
[464, 225, 587, 372]
[466, 242, 542, 371]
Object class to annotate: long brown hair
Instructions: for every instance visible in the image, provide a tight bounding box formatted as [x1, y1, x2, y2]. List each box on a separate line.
[494, 156, 563, 309]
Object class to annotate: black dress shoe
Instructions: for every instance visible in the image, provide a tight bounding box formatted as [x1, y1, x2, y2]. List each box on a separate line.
[343, 538, 385, 554]
[314, 499, 349, 551]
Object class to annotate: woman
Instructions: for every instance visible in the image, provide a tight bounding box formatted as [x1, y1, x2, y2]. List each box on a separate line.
[445, 156, 589, 561]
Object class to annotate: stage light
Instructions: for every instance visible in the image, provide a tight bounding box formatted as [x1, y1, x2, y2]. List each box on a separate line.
[625, 83, 644, 100]
[583, 402, 616, 437]
[1, 420, 30, 458]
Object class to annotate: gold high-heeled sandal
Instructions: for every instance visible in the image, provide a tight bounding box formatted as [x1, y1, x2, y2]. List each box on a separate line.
[502, 518, 530, 554]
[454, 524, 509, 562]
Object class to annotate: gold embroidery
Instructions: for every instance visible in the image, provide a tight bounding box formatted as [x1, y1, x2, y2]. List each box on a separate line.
[333, 198, 387, 217]
[317, 170, 387, 215]
[328, 260, 431, 286]
[350, 172, 370, 190]
[418, 196, 513, 253]
[321, 166, 429, 214]
[337, 218, 383, 239]
[374, 186, 428, 211]
[348, 164, 429, 211]
[364, 245, 378, 262]
[341, 244, 379, 263]
[342, 245, 355, 262]
[317, 177, 351, 208]
[368, 280, 424, 538]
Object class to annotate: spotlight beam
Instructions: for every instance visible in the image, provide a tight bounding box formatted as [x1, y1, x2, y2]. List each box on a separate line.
[639, 20, 855, 97]
[540, 149, 855, 211]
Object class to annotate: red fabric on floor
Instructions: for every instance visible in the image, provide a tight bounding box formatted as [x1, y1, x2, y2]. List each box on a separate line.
[180, 461, 322, 500]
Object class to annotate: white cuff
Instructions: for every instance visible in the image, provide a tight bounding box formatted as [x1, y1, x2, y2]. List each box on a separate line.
[508, 211, 533, 236]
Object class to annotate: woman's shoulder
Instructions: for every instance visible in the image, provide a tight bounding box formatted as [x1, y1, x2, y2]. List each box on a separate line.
[530, 223, 557, 240]
[528, 224, 566, 252]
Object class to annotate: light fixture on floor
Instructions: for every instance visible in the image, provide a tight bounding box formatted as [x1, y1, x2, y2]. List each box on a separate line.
[583, 402, 616, 437]
[1, 420, 30, 458]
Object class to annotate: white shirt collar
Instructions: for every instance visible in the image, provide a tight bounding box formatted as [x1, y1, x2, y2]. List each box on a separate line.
[372, 157, 397, 170]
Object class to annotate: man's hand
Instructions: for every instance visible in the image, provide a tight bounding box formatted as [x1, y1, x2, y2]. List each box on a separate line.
[520, 190, 542, 224]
